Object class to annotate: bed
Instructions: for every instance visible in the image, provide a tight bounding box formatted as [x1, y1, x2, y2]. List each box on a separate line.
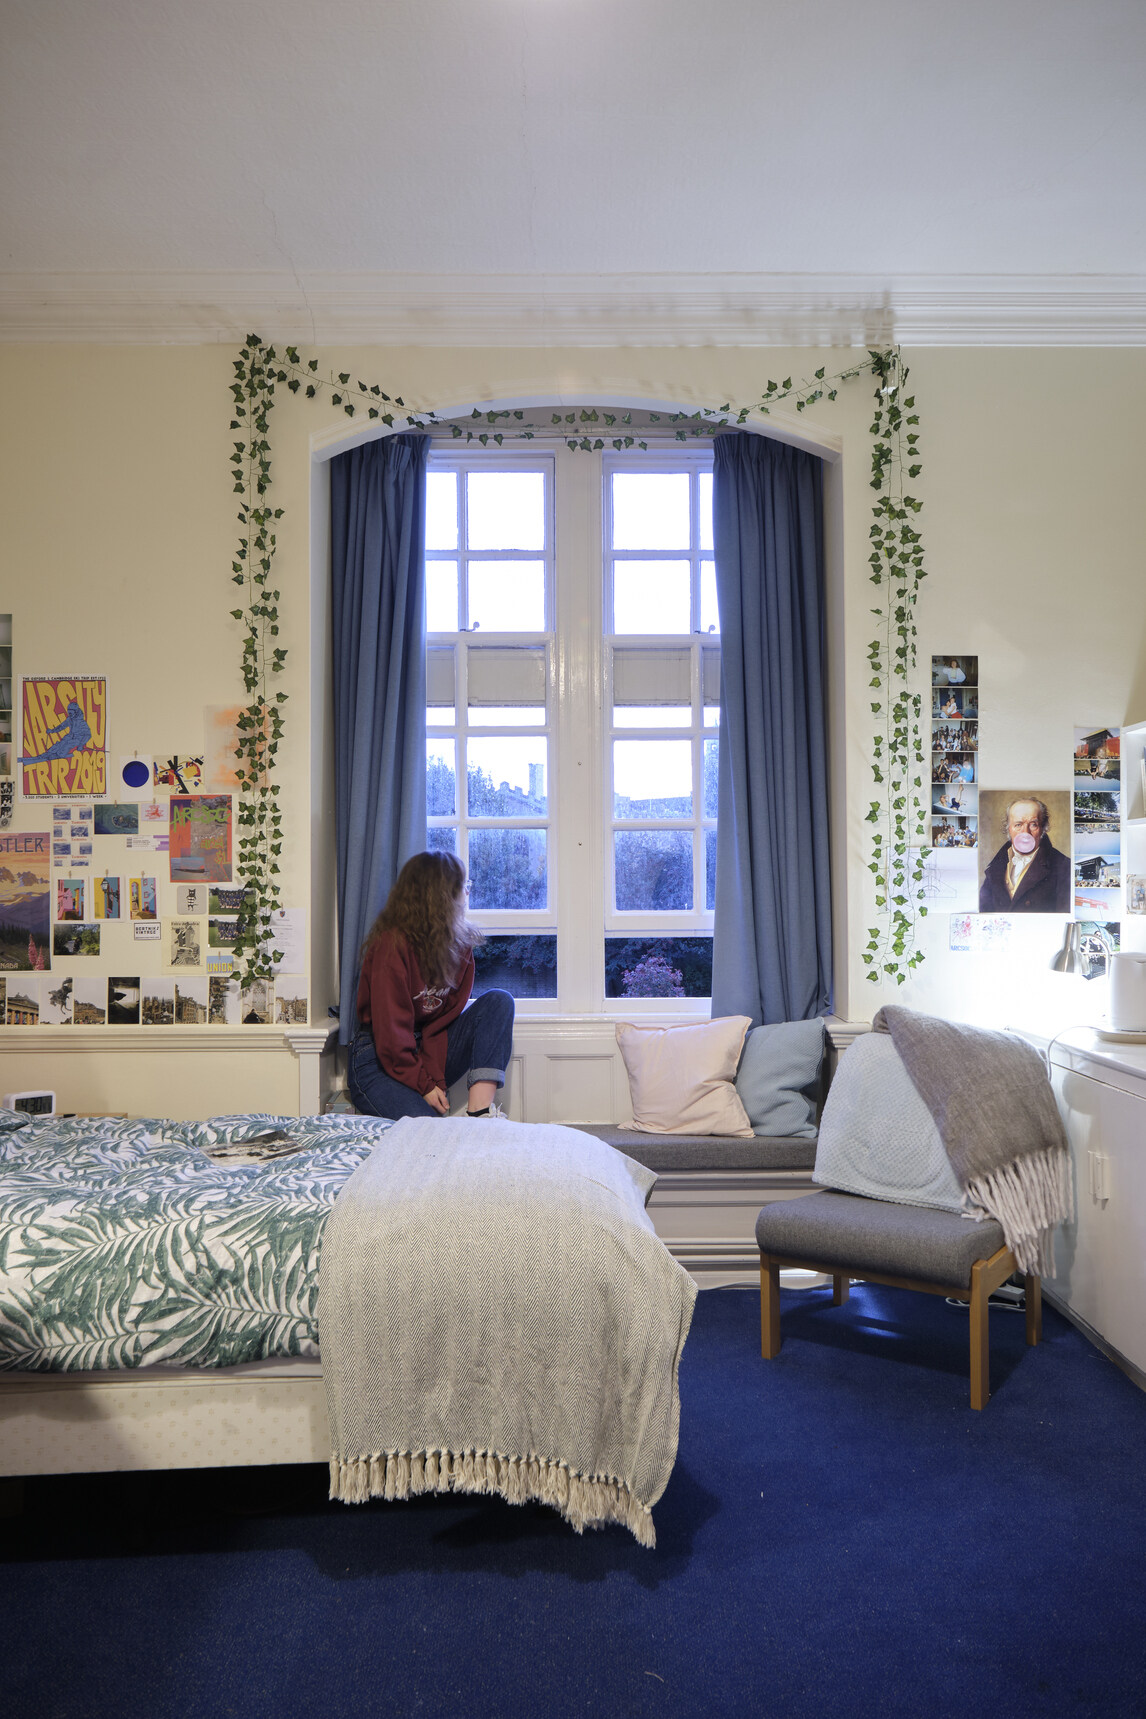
[0, 1111, 695, 1544]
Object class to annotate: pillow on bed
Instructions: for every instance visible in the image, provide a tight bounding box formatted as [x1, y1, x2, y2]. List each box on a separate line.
[616, 1017, 754, 1136]
[734, 1019, 824, 1139]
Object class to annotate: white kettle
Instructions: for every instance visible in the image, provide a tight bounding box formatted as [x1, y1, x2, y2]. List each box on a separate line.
[1109, 952, 1146, 1032]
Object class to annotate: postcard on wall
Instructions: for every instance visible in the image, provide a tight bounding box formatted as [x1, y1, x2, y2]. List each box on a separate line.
[1075, 920, 1120, 980]
[1073, 726, 1120, 783]
[107, 977, 141, 1026]
[94, 875, 121, 919]
[5, 980, 42, 1023]
[40, 974, 73, 1026]
[93, 803, 140, 836]
[167, 918, 202, 970]
[170, 795, 232, 883]
[118, 756, 154, 800]
[949, 913, 1012, 954]
[141, 978, 176, 1025]
[53, 922, 99, 958]
[152, 756, 205, 794]
[134, 921, 162, 942]
[208, 973, 241, 1024]
[206, 951, 235, 977]
[209, 885, 248, 914]
[56, 877, 85, 922]
[129, 876, 158, 920]
[177, 884, 208, 916]
[71, 975, 106, 1024]
[273, 975, 308, 1025]
[53, 841, 72, 864]
[140, 801, 167, 825]
[174, 976, 209, 1023]
[0, 832, 51, 971]
[20, 676, 107, 799]
[976, 789, 1071, 913]
[208, 916, 240, 948]
[240, 977, 273, 1025]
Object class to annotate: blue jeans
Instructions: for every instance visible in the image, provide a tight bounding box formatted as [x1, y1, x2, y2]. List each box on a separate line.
[347, 989, 515, 1119]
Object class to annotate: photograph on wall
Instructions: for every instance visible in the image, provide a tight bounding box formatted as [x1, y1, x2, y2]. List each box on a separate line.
[932, 654, 977, 688]
[174, 976, 209, 1023]
[153, 755, 204, 793]
[240, 977, 273, 1024]
[141, 978, 176, 1026]
[931, 686, 979, 722]
[1127, 875, 1146, 915]
[167, 918, 202, 969]
[129, 876, 157, 920]
[71, 976, 106, 1024]
[5, 982, 41, 1024]
[53, 842, 71, 864]
[977, 790, 1071, 912]
[40, 975, 73, 1025]
[19, 675, 107, 799]
[0, 975, 5, 1020]
[56, 877, 85, 922]
[930, 656, 979, 850]
[177, 884, 208, 916]
[208, 915, 240, 948]
[94, 875, 121, 919]
[70, 820, 91, 840]
[170, 794, 232, 883]
[107, 977, 141, 1026]
[274, 976, 308, 1025]
[1075, 814, 1121, 918]
[1074, 726, 1119, 779]
[930, 815, 977, 849]
[0, 781, 14, 828]
[93, 803, 140, 836]
[1076, 920, 1120, 980]
[932, 783, 977, 818]
[53, 922, 99, 958]
[208, 973, 240, 1024]
[0, 832, 51, 971]
[209, 885, 248, 914]
[1073, 787, 1120, 830]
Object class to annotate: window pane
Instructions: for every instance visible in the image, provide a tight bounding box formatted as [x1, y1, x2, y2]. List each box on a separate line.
[426, 740, 456, 816]
[426, 561, 458, 632]
[614, 739, 692, 819]
[605, 936, 712, 998]
[426, 707, 456, 728]
[613, 561, 690, 634]
[428, 825, 457, 855]
[705, 828, 717, 911]
[700, 559, 719, 635]
[466, 471, 545, 550]
[698, 472, 713, 551]
[703, 737, 719, 819]
[468, 828, 547, 909]
[425, 472, 458, 550]
[468, 561, 545, 632]
[467, 645, 547, 704]
[468, 738, 547, 815]
[473, 934, 557, 999]
[469, 707, 545, 727]
[703, 706, 719, 728]
[613, 705, 690, 729]
[614, 831, 693, 911]
[612, 473, 690, 550]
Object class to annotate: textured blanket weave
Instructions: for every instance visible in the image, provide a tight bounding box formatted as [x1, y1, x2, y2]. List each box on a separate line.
[318, 1117, 697, 1546]
[872, 1006, 1073, 1274]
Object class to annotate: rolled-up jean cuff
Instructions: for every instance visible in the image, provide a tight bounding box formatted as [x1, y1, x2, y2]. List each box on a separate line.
[467, 1067, 505, 1088]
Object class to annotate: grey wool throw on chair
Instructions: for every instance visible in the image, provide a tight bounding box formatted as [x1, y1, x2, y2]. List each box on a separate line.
[710, 431, 832, 1026]
[871, 1005, 1073, 1274]
[330, 433, 431, 1045]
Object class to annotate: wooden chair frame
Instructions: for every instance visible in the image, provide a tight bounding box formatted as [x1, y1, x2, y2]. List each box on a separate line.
[759, 1245, 1042, 1410]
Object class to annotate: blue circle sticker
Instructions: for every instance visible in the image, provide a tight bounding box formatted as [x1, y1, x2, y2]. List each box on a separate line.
[122, 759, 150, 789]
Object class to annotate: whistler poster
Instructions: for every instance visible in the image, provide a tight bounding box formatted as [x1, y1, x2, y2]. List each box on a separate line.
[20, 676, 107, 799]
[0, 832, 51, 971]
[170, 795, 232, 882]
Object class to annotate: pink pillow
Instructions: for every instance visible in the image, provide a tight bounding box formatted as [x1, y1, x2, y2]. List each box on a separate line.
[615, 1017, 754, 1136]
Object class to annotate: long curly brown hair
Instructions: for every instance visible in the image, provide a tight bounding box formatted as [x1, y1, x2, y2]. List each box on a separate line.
[362, 851, 482, 988]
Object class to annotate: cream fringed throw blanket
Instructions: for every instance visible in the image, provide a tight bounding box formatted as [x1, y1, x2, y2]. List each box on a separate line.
[872, 1005, 1073, 1274]
[317, 1116, 697, 1547]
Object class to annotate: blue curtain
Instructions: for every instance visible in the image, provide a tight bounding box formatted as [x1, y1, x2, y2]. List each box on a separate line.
[711, 431, 832, 1025]
[330, 433, 431, 1043]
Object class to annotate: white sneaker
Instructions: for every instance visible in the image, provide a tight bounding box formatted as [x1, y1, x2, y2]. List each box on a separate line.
[467, 1101, 506, 1118]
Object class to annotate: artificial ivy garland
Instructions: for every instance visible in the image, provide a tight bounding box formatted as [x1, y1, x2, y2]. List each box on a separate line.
[228, 339, 927, 986]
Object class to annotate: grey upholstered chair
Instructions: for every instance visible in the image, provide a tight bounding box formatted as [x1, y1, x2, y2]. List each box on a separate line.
[755, 1190, 1042, 1410]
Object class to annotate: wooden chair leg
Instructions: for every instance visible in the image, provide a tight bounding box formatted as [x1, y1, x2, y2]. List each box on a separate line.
[969, 1257, 990, 1410]
[1025, 1274, 1042, 1346]
[832, 1273, 850, 1306]
[760, 1255, 781, 1358]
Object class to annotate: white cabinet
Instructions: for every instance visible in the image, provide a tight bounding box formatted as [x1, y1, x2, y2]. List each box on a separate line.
[1049, 1032, 1146, 1379]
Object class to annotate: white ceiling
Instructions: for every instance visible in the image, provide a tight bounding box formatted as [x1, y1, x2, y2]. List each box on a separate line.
[3, 0, 1145, 343]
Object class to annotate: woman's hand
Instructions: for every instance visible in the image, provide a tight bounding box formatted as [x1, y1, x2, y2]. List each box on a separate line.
[425, 1086, 450, 1115]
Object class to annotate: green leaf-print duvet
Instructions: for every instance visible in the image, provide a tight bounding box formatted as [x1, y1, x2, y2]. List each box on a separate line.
[0, 1113, 394, 1372]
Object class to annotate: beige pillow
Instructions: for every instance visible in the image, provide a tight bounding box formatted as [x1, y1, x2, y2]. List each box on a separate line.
[615, 1017, 754, 1137]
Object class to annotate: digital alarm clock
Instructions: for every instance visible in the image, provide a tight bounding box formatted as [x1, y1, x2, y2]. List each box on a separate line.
[2, 1090, 56, 1116]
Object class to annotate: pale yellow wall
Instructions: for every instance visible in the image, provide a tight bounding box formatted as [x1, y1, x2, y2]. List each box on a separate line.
[0, 342, 1143, 1115]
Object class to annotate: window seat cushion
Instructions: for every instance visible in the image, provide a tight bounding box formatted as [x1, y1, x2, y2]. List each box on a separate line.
[572, 1123, 816, 1174]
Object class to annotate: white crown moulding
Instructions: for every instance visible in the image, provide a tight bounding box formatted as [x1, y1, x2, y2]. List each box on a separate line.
[2, 272, 1146, 347]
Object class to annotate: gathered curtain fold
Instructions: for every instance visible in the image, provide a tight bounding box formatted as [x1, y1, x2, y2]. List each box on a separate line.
[710, 431, 832, 1025]
[330, 433, 431, 1044]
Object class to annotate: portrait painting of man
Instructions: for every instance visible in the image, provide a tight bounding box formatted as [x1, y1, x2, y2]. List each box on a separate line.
[978, 790, 1072, 913]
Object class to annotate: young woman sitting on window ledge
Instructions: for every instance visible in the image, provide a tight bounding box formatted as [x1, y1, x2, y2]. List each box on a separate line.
[348, 850, 515, 1120]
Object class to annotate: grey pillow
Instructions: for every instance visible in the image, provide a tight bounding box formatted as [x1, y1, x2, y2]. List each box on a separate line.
[734, 1019, 824, 1139]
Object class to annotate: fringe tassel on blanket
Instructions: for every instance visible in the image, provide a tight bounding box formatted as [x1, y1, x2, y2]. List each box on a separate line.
[329, 1448, 656, 1548]
[963, 1143, 1075, 1277]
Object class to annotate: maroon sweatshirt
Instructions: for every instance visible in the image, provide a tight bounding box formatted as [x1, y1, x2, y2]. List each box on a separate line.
[356, 928, 474, 1096]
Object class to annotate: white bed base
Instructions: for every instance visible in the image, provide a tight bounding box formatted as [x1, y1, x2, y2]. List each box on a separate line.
[0, 1168, 816, 1477]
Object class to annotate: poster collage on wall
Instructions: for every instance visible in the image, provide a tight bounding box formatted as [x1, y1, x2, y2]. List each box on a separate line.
[0, 647, 307, 1027]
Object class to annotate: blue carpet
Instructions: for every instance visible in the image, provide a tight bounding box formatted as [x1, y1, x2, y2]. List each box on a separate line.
[4, 1285, 1146, 1719]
